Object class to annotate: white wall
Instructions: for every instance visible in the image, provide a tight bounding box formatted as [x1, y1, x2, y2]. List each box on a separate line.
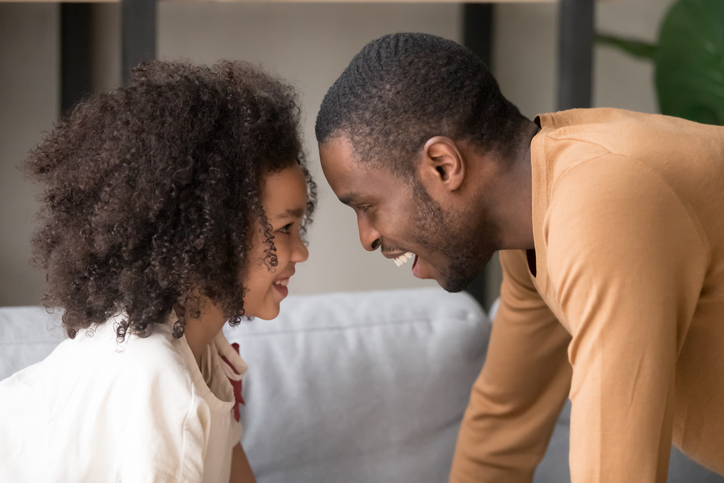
[0, 4, 58, 306]
[0, 0, 680, 306]
[158, 3, 458, 296]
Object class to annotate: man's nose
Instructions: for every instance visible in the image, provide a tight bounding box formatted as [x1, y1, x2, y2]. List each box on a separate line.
[358, 217, 381, 252]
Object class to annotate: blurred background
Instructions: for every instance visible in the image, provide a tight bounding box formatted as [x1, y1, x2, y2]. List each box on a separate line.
[0, 0, 672, 309]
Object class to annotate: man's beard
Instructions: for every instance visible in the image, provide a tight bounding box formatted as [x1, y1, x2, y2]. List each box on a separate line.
[411, 180, 499, 292]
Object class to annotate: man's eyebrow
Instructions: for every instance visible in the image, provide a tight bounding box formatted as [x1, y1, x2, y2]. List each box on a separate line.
[338, 193, 359, 206]
[275, 208, 305, 220]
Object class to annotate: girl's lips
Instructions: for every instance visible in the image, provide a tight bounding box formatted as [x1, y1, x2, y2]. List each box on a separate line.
[272, 282, 289, 298]
[272, 272, 293, 298]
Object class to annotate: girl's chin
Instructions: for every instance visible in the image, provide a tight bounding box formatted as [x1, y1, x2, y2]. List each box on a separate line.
[253, 311, 278, 321]
[248, 300, 281, 321]
[243, 287, 285, 320]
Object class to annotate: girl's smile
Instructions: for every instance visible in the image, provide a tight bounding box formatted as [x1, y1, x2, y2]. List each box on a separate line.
[243, 163, 310, 320]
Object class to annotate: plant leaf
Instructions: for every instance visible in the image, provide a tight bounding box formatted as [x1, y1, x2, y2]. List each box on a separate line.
[596, 34, 657, 60]
[655, 0, 724, 125]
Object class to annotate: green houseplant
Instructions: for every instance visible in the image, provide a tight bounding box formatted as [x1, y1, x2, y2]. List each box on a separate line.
[598, 0, 724, 125]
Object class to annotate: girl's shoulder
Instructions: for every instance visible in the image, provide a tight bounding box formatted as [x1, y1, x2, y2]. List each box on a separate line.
[0, 315, 211, 482]
[42, 315, 202, 406]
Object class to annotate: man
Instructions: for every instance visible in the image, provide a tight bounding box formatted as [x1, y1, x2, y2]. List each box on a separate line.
[315, 33, 724, 482]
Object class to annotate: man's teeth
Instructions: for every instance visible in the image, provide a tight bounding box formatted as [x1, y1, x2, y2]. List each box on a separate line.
[274, 279, 289, 287]
[393, 252, 414, 267]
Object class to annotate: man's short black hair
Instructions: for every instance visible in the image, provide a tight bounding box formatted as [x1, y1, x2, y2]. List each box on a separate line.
[316, 32, 527, 175]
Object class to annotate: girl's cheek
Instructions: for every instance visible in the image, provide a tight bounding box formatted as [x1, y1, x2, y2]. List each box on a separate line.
[277, 241, 291, 260]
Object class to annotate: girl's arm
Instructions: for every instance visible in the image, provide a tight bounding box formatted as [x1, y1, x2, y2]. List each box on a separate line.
[229, 443, 256, 483]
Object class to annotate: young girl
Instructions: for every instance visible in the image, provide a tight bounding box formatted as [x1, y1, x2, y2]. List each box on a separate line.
[0, 60, 316, 482]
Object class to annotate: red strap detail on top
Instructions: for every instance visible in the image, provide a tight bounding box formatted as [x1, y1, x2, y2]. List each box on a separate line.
[220, 342, 245, 422]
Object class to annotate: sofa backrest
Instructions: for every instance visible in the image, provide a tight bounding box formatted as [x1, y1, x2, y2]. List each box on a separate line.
[226, 287, 490, 483]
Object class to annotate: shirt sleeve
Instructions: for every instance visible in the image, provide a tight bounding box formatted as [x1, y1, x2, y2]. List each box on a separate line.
[450, 249, 572, 483]
[545, 155, 707, 482]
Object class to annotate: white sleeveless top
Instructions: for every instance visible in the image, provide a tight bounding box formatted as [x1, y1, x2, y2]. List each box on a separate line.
[0, 313, 247, 483]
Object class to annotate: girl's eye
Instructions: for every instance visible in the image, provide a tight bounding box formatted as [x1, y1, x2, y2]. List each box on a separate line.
[278, 223, 293, 234]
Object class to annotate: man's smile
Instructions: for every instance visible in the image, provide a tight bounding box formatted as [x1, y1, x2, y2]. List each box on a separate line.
[392, 252, 414, 267]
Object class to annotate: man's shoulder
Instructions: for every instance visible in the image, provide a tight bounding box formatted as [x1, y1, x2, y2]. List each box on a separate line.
[543, 150, 707, 274]
[539, 108, 724, 188]
[551, 152, 659, 201]
[539, 107, 701, 148]
[539, 109, 652, 180]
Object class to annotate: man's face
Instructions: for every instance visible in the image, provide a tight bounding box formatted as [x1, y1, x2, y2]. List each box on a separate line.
[320, 137, 498, 292]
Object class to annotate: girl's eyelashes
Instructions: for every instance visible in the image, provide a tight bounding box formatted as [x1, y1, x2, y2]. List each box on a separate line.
[278, 222, 294, 234]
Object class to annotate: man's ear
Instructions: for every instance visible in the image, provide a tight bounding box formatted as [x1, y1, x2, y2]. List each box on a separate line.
[419, 136, 465, 192]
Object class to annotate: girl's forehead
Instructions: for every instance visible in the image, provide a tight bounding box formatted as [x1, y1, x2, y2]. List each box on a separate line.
[262, 164, 308, 213]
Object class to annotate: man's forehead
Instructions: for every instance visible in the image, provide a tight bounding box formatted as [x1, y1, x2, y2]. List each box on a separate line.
[320, 136, 359, 166]
[321, 137, 383, 180]
[325, 135, 401, 171]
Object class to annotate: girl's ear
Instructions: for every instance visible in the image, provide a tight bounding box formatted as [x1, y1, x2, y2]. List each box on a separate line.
[418, 136, 465, 192]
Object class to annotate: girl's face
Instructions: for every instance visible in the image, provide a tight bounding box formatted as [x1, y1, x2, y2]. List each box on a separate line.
[242, 163, 310, 320]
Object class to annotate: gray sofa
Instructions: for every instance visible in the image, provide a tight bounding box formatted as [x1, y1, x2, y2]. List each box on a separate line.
[1, 287, 721, 482]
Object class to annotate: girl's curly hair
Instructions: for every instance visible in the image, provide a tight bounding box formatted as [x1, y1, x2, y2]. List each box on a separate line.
[24, 60, 317, 341]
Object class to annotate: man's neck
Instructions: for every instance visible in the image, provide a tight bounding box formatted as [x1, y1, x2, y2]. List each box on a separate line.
[490, 120, 539, 250]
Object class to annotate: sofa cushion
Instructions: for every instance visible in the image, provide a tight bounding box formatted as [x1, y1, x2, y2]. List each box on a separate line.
[224, 287, 490, 483]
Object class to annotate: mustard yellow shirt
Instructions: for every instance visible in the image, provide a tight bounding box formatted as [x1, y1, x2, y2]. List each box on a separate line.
[450, 108, 724, 482]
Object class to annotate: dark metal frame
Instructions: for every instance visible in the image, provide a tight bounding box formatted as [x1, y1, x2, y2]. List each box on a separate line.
[60, 3, 93, 115]
[462, 4, 495, 309]
[464, 4, 494, 69]
[557, 0, 595, 110]
[60, 0, 157, 112]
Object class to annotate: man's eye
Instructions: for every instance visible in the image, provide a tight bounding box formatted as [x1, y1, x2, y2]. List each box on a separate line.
[358, 205, 371, 213]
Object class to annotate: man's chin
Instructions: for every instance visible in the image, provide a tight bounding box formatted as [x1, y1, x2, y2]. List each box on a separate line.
[440, 278, 472, 293]
[438, 253, 494, 293]
[438, 269, 478, 293]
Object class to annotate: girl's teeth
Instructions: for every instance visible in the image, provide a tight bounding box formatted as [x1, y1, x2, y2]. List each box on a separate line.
[275, 279, 289, 287]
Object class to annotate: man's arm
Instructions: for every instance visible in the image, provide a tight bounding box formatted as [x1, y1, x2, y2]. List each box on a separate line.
[546, 156, 707, 482]
[450, 249, 572, 483]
